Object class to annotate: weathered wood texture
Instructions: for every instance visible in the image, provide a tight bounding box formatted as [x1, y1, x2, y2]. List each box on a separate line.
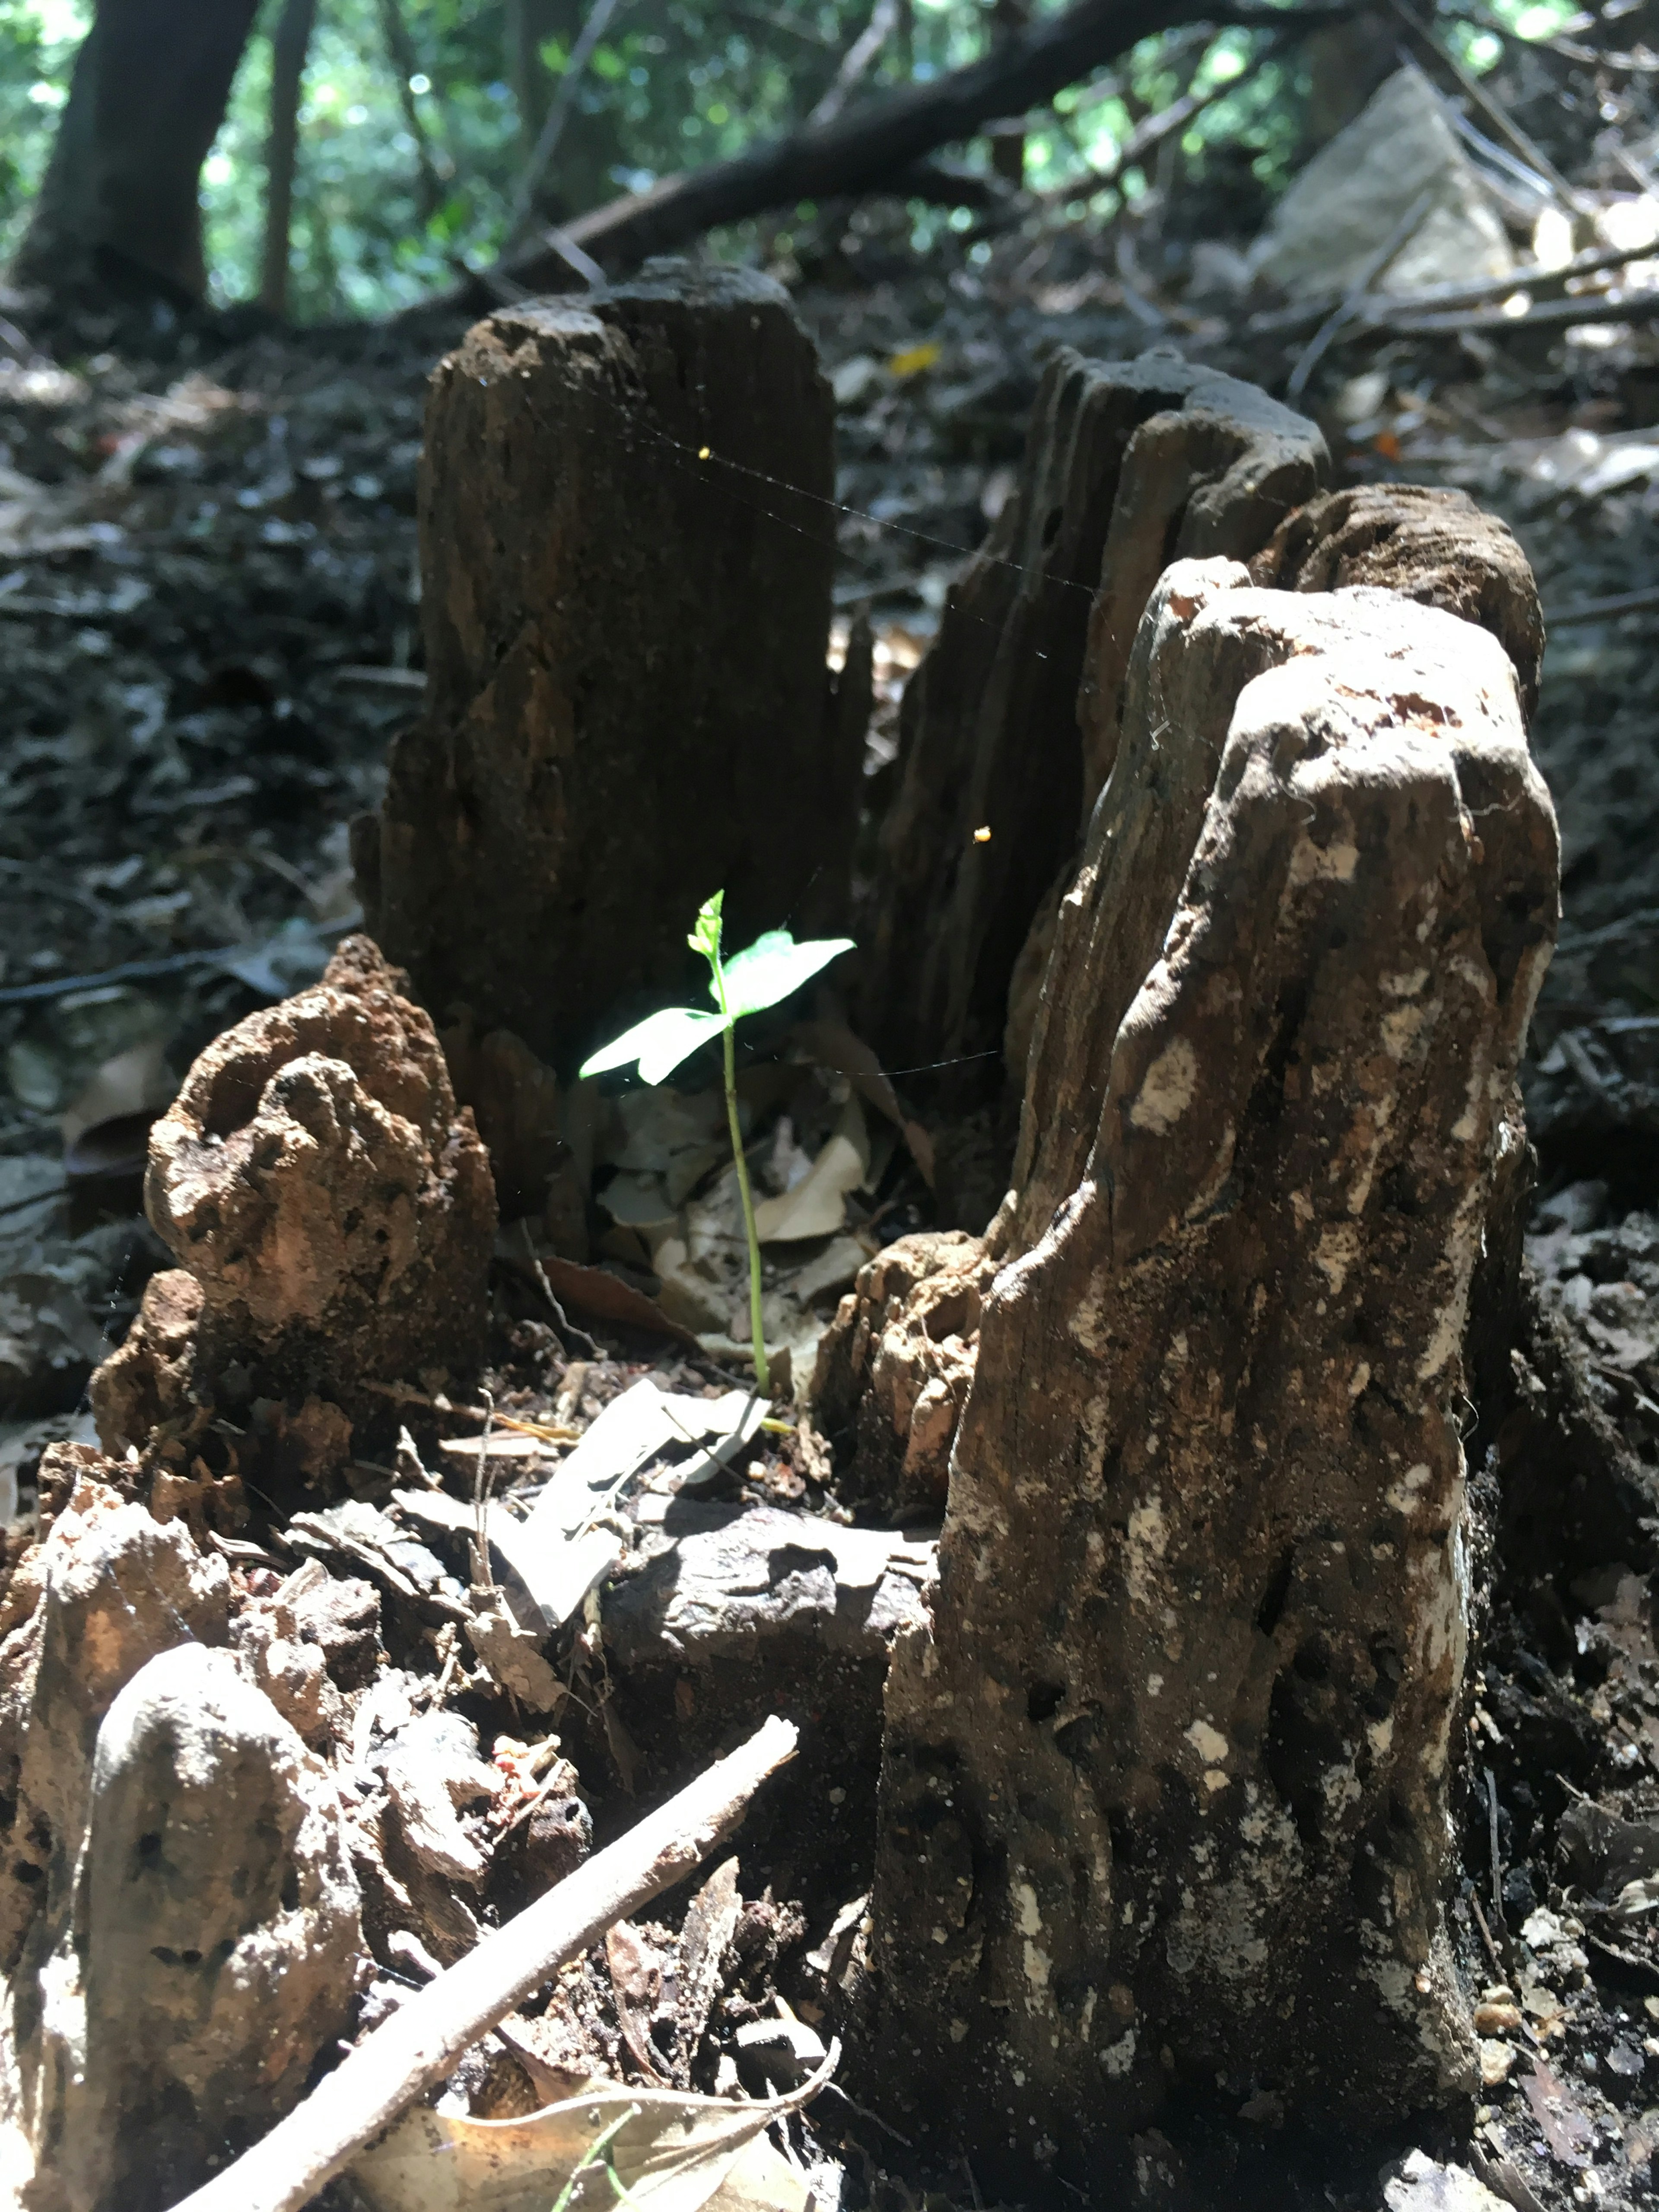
[1249, 480, 1544, 716]
[869, 565, 1558, 2178]
[1004, 486, 1545, 1250]
[0, 1473, 361, 2212]
[859, 349, 1325, 1087]
[358, 263, 850, 1071]
[95, 937, 494, 1477]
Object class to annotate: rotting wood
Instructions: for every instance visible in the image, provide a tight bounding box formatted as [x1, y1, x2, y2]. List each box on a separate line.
[857, 348, 1325, 1095]
[1248, 480, 1544, 715]
[1008, 482, 1546, 1253]
[867, 563, 1558, 2183]
[166, 1714, 799, 2212]
[357, 260, 858, 1074]
[92, 935, 496, 1484]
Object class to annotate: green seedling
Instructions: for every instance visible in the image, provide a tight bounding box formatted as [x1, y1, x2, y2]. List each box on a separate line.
[579, 892, 854, 1395]
[550, 2103, 642, 2209]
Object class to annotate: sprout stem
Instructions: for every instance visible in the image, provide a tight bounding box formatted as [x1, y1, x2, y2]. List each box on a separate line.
[713, 954, 769, 1395]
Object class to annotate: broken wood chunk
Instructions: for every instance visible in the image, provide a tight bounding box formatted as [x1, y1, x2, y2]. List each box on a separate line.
[859, 348, 1325, 1090]
[0, 1467, 230, 1978]
[92, 935, 495, 1468]
[360, 261, 851, 1071]
[869, 566, 1559, 2175]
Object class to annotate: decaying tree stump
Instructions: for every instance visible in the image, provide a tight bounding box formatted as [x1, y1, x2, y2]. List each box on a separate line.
[1249, 480, 1545, 717]
[357, 260, 861, 1071]
[858, 349, 1326, 1085]
[867, 562, 1558, 2180]
[818, 475, 1545, 1513]
[92, 935, 494, 1486]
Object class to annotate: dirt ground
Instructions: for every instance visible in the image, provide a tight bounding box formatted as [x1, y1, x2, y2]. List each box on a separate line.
[3, 200, 1659, 2208]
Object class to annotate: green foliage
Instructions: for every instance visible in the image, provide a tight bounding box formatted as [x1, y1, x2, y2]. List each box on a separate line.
[580, 891, 854, 1392]
[0, 0, 1587, 321]
[0, 0, 88, 266]
[579, 894, 853, 1085]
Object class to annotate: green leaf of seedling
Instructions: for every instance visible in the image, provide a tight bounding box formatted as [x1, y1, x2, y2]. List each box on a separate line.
[578, 1005, 728, 1086]
[715, 929, 855, 1021]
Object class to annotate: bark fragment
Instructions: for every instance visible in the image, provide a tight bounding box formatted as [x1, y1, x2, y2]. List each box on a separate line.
[35, 1643, 362, 2212]
[360, 262, 849, 1071]
[869, 567, 1558, 2174]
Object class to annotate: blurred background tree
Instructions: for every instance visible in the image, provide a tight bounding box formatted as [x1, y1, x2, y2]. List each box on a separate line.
[0, 0, 1581, 326]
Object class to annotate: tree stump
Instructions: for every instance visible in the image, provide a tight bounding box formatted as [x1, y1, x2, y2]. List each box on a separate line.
[356, 261, 857, 1071]
[816, 480, 1548, 1514]
[868, 563, 1558, 2180]
[858, 350, 1326, 1086]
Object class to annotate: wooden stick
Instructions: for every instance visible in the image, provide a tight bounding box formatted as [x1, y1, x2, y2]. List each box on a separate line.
[167, 1716, 799, 2212]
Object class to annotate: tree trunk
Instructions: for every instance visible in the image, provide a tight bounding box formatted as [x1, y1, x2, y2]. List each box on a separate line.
[354, 263, 859, 1074]
[259, 0, 317, 318]
[857, 350, 1325, 1103]
[866, 555, 1559, 2189]
[13, 0, 261, 303]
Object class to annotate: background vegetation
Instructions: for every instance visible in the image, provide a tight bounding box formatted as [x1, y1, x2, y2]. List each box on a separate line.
[0, 0, 1580, 325]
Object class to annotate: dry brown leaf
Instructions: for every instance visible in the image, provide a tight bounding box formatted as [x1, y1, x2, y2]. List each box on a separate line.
[533, 1254, 702, 1349]
[606, 1919, 670, 2084]
[350, 2045, 833, 2211]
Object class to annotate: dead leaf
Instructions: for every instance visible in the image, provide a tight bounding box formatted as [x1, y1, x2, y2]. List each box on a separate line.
[1522, 2058, 1595, 2168]
[753, 1098, 868, 1242]
[351, 2052, 832, 2211]
[791, 1017, 935, 1187]
[60, 1036, 175, 1174]
[532, 1253, 702, 1349]
[607, 1920, 670, 2084]
[675, 1858, 742, 2080]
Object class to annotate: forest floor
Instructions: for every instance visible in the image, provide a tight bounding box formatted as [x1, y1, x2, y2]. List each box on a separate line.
[2, 205, 1659, 2210]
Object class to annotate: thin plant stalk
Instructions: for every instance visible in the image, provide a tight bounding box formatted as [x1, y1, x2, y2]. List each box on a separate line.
[551, 2104, 642, 2211]
[711, 947, 769, 1394]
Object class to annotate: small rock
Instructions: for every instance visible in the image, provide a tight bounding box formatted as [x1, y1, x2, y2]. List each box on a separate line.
[1480, 2039, 1518, 2087]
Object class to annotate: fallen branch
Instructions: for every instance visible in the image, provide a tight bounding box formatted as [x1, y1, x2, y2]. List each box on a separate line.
[166, 1714, 799, 2212]
[500, 0, 1354, 281]
[1249, 242, 1659, 337]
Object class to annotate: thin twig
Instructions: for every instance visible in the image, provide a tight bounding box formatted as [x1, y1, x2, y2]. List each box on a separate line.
[472, 1386, 499, 1596]
[166, 1717, 801, 2212]
[1548, 584, 1659, 626]
[1384, 0, 1586, 213]
[1048, 32, 1288, 205]
[359, 1376, 577, 1442]
[1470, 1888, 1507, 1983]
[1249, 242, 1659, 337]
[1287, 186, 1434, 402]
[521, 1218, 601, 1357]
[375, 0, 451, 222]
[505, 0, 630, 250]
[810, 0, 901, 129]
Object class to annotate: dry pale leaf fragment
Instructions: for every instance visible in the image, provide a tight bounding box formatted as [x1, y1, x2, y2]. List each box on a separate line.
[752, 1098, 869, 1242]
[350, 2046, 833, 2210]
